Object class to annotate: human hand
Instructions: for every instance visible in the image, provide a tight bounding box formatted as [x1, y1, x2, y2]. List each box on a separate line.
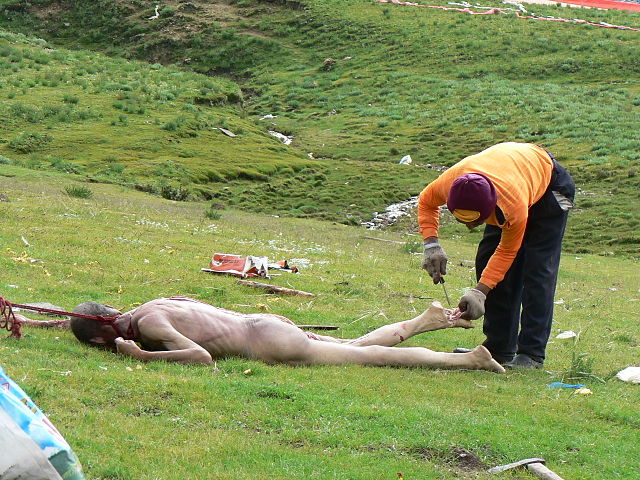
[422, 242, 448, 284]
[115, 337, 141, 356]
[458, 288, 486, 320]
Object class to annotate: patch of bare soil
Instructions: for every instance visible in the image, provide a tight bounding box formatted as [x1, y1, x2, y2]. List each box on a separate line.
[408, 446, 489, 474]
[28, 1, 65, 21]
[143, 1, 275, 43]
[449, 448, 487, 472]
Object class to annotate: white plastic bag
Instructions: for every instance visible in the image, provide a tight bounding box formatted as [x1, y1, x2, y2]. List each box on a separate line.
[616, 366, 640, 384]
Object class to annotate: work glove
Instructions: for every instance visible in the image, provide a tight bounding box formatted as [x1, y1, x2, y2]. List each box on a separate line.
[422, 242, 447, 284]
[458, 288, 486, 320]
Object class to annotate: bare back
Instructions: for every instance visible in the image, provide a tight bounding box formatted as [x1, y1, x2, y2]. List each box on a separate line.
[127, 297, 302, 360]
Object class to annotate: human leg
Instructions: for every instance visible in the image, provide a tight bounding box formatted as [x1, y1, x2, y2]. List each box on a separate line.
[294, 341, 505, 373]
[270, 303, 471, 347]
[345, 302, 472, 347]
[477, 224, 524, 364]
[515, 159, 574, 363]
[517, 207, 569, 362]
[244, 316, 504, 372]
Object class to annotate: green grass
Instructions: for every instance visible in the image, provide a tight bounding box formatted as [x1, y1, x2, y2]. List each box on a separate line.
[64, 184, 93, 198]
[0, 0, 638, 257]
[1, 166, 639, 479]
[0, 5, 638, 474]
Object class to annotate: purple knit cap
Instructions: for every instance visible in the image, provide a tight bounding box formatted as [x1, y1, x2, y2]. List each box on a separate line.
[447, 173, 497, 221]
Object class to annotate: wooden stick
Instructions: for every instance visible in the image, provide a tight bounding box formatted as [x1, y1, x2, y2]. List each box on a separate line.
[297, 325, 339, 330]
[236, 280, 317, 297]
[527, 463, 566, 480]
[388, 293, 434, 300]
[360, 236, 406, 244]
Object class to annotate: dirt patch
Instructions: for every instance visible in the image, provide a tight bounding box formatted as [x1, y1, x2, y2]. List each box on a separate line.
[408, 446, 489, 473]
[28, 1, 66, 20]
[449, 447, 487, 472]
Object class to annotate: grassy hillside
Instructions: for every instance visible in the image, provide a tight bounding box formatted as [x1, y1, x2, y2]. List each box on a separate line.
[1, 0, 639, 256]
[1, 168, 638, 479]
[2, 3, 639, 479]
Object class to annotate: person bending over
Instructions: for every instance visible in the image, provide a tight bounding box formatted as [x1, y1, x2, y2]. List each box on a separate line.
[69, 297, 504, 373]
[418, 142, 575, 369]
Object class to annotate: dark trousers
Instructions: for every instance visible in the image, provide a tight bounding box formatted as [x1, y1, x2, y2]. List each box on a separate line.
[477, 158, 575, 363]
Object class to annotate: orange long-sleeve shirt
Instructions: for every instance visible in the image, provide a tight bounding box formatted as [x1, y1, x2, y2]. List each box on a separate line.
[418, 142, 554, 288]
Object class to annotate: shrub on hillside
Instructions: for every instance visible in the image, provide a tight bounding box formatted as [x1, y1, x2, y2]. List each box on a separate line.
[160, 184, 190, 201]
[204, 203, 224, 220]
[50, 158, 81, 174]
[8, 132, 53, 153]
[62, 94, 79, 104]
[64, 185, 93, 199]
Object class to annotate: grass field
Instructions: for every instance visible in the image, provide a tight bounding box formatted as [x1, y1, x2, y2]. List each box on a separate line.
[0, 0, 639, 256]
[0, 0, 639, 478]
[1, 167, 638, 479]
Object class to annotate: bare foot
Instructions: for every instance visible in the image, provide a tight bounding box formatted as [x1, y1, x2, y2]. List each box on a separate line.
[413, 302, 474, 332]
[411, 301, 447, 329]
[445, 307, 474, 329]
[469, 345, 505, 373]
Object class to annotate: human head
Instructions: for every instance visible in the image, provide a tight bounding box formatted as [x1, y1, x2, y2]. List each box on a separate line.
[69, 302, 122, 345]
[447, 173, 496, 228]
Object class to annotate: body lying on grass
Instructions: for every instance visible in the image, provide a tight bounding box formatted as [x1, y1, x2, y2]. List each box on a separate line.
[61, 297, 504, 373]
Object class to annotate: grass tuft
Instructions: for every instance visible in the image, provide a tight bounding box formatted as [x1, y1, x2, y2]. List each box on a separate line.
[63, 184, 93, 198]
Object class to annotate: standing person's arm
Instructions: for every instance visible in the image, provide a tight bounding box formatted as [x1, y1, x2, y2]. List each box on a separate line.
[417, 180, 447, 241]
[479, 222, 525, 288]
[418, 178, 451, 283]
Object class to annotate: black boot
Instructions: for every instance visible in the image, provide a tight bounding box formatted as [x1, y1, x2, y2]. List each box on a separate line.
[506, 353, 543, 370]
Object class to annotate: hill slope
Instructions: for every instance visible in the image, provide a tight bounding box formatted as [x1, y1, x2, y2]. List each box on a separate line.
[1, 167, 638, 480]
[0, 0, 638, 256]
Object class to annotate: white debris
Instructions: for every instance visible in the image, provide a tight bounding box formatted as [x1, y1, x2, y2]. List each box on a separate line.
[398, 155, 412, 165]
[148, 5, 160, 19]
[259, 114, 277, 120]
[115, 237, 148, 245]
[21, 236, 31, 247]
[268, 131, 293, 145]
[555, 330, 577, 339]
[362, 197, 418, 230]
[616, 367, 640, 384]
[135, 218, 169, 229]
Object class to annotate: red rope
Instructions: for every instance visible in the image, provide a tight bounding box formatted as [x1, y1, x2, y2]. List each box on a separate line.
[0, 297, 132, 340]
[0, 297, 23, 339]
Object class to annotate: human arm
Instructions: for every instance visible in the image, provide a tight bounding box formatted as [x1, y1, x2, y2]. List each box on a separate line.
[418, 175, 453, 282]
[417, 180, 448, 241]
[115, 325, 213, 365]
[456, 222, 524, 320]
[478, 222, 525, 288]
